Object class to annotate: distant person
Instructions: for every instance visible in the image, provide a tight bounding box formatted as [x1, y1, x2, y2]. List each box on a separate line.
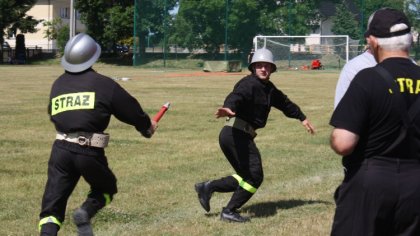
[194, 48, 315, 223]
[330, 8, 420, 235]
[38, 33, 157, 236]
[334, 45, 376, 108]
[311, 59, 323, 70]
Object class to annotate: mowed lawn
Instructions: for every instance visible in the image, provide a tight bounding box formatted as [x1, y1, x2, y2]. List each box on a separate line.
[0, 64, 343, 236]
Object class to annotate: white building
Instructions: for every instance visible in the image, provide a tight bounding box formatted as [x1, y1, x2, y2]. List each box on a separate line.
[5, 0, 86, 50]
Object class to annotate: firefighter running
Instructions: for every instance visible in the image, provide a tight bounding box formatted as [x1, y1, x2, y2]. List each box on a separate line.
[195, 48, 315, 222]
[38, 33, 157, 236]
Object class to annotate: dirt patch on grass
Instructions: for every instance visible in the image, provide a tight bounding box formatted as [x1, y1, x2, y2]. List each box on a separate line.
[165, 71, 245, 77]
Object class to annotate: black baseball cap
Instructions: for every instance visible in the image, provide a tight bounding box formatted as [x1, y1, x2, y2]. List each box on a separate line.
[364, 8, 411, 38]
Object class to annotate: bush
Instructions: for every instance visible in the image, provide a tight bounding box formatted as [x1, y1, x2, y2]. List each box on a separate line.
[57, 25, 70, 55]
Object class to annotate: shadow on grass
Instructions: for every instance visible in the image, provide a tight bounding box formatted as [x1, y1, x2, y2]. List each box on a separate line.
[201, 199, 332, 218]
[243, 199, 332, 218]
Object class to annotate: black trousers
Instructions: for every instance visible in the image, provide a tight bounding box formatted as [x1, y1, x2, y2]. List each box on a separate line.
[39, 140, 117, 227]
[331, 156, 420, 236]
[210, 126, 263, 210]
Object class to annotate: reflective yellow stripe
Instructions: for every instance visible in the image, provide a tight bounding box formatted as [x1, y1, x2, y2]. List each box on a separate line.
[87, 191, 112, 205]
[232, 174, 257, 193]
[38, 216, 61, 231]
[51, 92, 95, 115]
[104, 193, 111, 205]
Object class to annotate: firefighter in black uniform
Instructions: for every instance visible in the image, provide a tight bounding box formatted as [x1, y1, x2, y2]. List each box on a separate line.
[194, 48, 315, 222]
[38, 33, 157, 236]
[330, 8, 420, 235]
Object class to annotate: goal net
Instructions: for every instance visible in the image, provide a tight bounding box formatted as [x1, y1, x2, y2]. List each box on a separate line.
[253, 35, 359, 70]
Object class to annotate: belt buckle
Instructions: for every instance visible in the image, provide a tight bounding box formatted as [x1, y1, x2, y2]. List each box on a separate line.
[244, 125, 256, 138]
[244, 125, 251, 133]
[244, 123, 254, 133]
[78, 136, 90, 146]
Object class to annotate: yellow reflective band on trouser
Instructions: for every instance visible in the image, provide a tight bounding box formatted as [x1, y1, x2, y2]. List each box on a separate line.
[104, 193, 111, 206]
[38, 216, 62, 231]
[232, 174, 257, 193]
[87, 191, 112, 206]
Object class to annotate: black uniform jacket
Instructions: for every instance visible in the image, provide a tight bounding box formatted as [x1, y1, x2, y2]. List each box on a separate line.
[49, 69, 151, 137]
[223, 74, 306, 129]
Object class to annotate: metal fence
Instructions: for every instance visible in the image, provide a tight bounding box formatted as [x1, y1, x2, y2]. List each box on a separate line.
[1, 47, 47, 64]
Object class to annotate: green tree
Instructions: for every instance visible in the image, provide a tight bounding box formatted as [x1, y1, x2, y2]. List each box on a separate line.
[405, 0, 420, 59]
[171, 0, 233, 54]
[331, 1, 359, 39]
[75, 0, 109, 45]
[168, 14, 196, 51]
[227, 0, 260, 54]
[355, 0, 405, 39]
[405, 0, 420, 29]
[0, 0, 39, 62]
[56, 24, 69, 54]
[75, 0, 177, 50]
[103, 5, 134, 47]
[171, 0, 324, 56]
[405, 0, 420, 27]
[42, 18, 69, 54]
[43, 18, 64, 41]
[274, 0, 322, 36]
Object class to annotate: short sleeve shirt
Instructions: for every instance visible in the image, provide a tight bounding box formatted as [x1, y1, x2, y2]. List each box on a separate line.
[334, 51, 376, 108]
[330, 58, 420, 167]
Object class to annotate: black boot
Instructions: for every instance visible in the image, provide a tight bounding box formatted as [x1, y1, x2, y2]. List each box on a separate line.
[73, 208, 93, 236]
[194, 181, 212, 212]
[220, 208, 250, 223]
[40, 223, 59, 236]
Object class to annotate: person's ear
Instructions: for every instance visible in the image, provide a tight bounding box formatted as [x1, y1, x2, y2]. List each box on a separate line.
[268, 64, 273, 72]
[368, 36, 380, 62]
[368, 36, 377, 49]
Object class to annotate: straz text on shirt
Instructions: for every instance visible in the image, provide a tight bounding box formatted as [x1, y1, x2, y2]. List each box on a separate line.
[51, 92, 95, 115]
[396, 78, 420, 94]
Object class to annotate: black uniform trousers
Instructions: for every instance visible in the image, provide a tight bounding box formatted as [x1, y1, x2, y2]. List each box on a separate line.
[209, 126, 263, 210]
[331, 156, 420, 236]
[39, 140, 117, 226]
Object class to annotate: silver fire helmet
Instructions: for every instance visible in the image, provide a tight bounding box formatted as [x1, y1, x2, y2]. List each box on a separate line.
[248, 48, 277, 73]
[61, 33, 101, 73]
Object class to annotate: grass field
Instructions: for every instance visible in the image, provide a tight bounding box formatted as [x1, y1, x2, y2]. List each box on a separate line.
[0, 64, 343, 236]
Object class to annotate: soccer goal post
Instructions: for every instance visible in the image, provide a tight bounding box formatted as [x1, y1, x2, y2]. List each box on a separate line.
[253, 35, 355, 70]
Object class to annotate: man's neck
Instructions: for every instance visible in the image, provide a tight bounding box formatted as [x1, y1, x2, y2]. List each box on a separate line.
[378, 50, 409, 63]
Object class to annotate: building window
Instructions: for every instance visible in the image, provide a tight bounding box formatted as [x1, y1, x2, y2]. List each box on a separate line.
[60, 8, 69, 19]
